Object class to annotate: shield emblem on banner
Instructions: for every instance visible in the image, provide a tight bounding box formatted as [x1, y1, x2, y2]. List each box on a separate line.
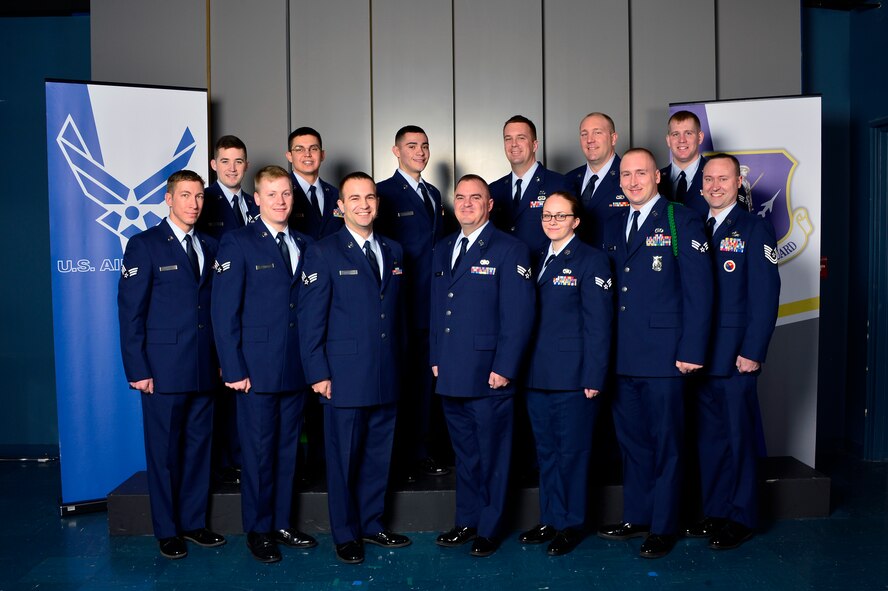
[708, 149, 813, 264]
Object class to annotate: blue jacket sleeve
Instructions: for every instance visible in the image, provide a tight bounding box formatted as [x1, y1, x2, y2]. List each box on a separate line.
[581, 249, 614, 390]
[297, 244, 333, 385]
[210, 232, 248, 382]
[676, 208, 714, 365]
[117, 234, 153, 382]
[491, 241, 536, 379]
[741, 218, 781, 363]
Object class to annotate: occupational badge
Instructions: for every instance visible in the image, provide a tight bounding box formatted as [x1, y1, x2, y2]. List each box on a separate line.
[652, 256, 663, 272]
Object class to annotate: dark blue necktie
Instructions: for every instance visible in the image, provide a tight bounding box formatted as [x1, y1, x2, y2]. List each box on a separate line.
[184, 234, 200, 280]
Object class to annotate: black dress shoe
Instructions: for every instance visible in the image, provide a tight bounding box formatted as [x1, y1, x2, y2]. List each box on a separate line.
[246, 532, 282, 563]
[708, 520, 754, 550]
[547, 529, 583, 556]
[420, 457, 450, 477]
[335, 540, 365, 564]
[684, 516, 727, 538]
[274, 528, 318, 549]
[158, 536, 187, 559]
[597, 522, 650, 540]
[518, 524, 556, 544]
[182, 528, 226, 548]
[362, 530, 411, 548]
[470, 536, 499, 557]
[639, 534, 677, 559]
[436, 526, 477, 547]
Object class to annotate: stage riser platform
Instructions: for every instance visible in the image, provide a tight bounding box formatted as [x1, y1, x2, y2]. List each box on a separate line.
[108, 456, 829, 536]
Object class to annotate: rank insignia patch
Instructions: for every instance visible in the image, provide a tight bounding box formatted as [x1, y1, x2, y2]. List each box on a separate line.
[214, 260, 231, 274]
[121, 265, 138, 279]
[594, 276, 612, 290]
[764, 244, 779, 264]
[302, 271, 318, 285]
[516, 264, 531, 279]
[691, 240, 709, 253]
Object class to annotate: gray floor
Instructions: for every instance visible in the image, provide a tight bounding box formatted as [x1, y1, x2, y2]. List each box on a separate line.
[0, 454, 886, 590]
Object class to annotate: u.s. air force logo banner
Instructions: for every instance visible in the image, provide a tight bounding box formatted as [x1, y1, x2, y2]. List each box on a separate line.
[45, 80, 208, 508]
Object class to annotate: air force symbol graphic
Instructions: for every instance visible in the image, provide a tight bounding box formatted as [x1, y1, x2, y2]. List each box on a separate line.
[56, 109, 198, 253]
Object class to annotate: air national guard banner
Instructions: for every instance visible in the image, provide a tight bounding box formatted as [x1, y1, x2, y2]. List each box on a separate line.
[46, 81, 208, 506]
[671, 96, 821, 467]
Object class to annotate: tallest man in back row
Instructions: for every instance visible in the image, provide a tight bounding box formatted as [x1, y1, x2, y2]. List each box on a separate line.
[376, 126, 452, 480]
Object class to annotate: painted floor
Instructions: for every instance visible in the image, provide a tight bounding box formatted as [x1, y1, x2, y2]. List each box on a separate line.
[0, 454, 886, 591]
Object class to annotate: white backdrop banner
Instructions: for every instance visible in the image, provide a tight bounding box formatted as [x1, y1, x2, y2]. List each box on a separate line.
[671, 96, 822, 466]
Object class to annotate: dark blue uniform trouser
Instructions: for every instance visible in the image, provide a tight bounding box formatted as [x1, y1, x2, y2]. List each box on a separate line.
[612, 376, 684, 536]
[141, 391, 213, 539]
[324, 402, 397, 544]
[441, 393, 513, 540]
[527, 389, 599, 531]
[695, 374, 759, 529]
[237, 389, 306, 534]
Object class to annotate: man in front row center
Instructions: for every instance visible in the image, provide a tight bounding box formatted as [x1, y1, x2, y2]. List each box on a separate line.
[431, 174, 536, 558]
[297, 172, 411, 565]
[118, 170, 225, 559]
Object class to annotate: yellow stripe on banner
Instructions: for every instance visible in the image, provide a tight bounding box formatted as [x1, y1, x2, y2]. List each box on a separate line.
[778, 297, 820, 318]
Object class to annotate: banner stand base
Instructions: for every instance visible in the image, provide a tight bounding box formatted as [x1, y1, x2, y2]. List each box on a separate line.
[59, 498, 107, 517]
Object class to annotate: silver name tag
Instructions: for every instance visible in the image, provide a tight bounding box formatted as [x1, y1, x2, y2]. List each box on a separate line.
[396, 210, 414, 217]
[255, 264, 275, 270]
[339, 269, 358, 276]
[159, 265, 178, 272]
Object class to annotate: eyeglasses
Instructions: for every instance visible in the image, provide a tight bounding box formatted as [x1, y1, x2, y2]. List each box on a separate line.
[290, 146, 321, 155]
[541, 212, 576, 222]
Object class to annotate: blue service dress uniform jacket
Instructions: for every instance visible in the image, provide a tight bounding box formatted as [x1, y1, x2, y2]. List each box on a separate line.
[430, 222, 536, 539]
[490, 164, 569, 257]
[297, 227, 405, 543]
[197, 181, 259, 240]
[117, 219, 219, 540]
[565, 155, 630, 248]
[695, 206, 780, 529]
[603, 198, 713, 377]
[211, 223, 313, 534]
[525, 235, 613, 531]
[288, 175, 343, 240]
